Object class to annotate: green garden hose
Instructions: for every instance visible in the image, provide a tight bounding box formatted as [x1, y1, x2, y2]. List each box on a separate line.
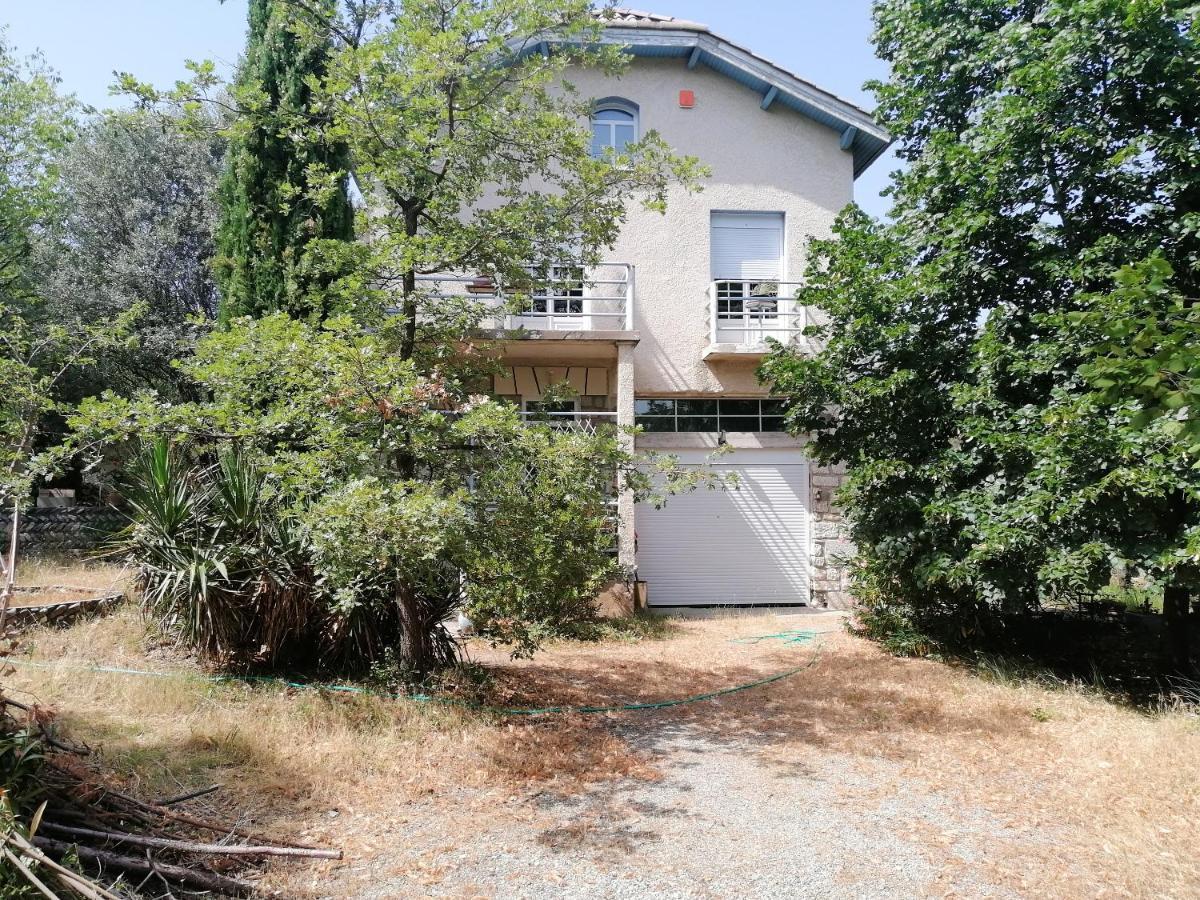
[6, 628, 827, 717]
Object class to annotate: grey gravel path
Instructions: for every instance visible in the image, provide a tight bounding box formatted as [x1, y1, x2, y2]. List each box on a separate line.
[315, 612, 1046, 899]
[347, 724, 1029, 899]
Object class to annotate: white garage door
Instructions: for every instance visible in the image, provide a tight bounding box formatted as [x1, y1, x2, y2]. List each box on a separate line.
[637, 450, 810, 607]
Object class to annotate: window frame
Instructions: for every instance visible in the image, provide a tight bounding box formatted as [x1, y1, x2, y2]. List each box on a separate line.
[532, 265, 585, 315]
[710, 212, 787, 322]
[590, 98, 639, 158]
[635, 398, 788, 433]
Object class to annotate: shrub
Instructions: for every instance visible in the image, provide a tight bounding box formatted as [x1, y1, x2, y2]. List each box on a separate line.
[120, 439, 321, 669]
[99, 319, 653, 679]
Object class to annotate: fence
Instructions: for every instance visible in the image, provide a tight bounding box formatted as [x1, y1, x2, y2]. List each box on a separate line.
[0, 507, 127, 556]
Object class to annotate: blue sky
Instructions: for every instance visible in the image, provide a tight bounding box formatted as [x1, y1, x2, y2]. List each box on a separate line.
[2, 1, 896, 216]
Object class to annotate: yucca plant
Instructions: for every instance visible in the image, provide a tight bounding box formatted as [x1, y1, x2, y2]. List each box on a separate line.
[119, 439, 317, 667]
[121, 439, 235, 657]
[206, 448, 319, 661]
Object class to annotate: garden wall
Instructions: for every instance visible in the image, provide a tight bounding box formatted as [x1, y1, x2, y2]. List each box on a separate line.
[5, 588, 126, 630]
[810, 463, 855, 610]
[0, 507, 126, 556]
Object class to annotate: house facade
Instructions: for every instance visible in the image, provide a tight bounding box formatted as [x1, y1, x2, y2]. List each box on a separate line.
[464, 10, 889, 609]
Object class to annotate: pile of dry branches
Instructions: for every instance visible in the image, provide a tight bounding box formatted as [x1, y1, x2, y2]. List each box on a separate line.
[1, 698, 340, 898]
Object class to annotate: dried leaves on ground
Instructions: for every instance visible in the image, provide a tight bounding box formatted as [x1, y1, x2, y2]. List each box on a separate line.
[5, 607, 1198, 898]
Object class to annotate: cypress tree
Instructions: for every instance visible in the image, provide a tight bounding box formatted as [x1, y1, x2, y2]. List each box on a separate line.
[215, 0, 353, 322]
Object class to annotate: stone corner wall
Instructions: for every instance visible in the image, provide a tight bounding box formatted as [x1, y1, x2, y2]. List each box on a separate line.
[810, 463, 855, 610]
[6, 590, 126, 631]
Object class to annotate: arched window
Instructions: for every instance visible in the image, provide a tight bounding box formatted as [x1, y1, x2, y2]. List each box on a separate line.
[590, 100, 638, 157]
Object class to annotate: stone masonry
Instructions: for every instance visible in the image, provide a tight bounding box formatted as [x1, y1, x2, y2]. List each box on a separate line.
[810, 462, 855, 609]
[6, 589, 126, 631]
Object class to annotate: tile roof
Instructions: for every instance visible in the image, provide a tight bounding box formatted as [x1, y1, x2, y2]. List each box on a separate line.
[600, 8, 708, 31]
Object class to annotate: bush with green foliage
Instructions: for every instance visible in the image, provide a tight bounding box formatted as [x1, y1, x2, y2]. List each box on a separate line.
[81, 316, 696, 677]
[762, 0, 1200, 673]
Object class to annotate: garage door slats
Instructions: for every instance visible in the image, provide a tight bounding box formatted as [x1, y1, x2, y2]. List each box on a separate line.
[636, 454, 810, 607]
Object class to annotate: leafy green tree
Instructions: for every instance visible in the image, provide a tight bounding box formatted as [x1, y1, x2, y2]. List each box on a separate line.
[298, 0, 702, 666]
[0, 32, 74, 308]
[35, 111, 225, 397]
[214, 0, 355, 321]
[762, 0, 1200, 672]
[79, 1, 707, 678]
[0, 31, 79, 614]
[294, 0, 704, 358]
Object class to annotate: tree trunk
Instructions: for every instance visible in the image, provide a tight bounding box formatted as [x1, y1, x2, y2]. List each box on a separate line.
[399, 203, 420, 361]
[400, 269, 418, 362]
[396, 581, 433, 678]
[393, 205, 433, 676]
[1163, 583, 1193, 675]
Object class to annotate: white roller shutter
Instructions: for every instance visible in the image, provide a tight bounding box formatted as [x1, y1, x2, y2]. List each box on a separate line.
[637, 450, 810, 606]
[710, 212, 784, 280]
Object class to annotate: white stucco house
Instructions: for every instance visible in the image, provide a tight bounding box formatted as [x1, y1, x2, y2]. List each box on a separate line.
[452, 10, 890, 610]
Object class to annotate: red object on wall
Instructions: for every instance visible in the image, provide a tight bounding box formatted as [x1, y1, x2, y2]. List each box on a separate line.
[679, 90, 695, 108]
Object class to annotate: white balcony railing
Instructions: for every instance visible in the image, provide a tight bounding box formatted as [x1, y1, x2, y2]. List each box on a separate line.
[518, 409, 620, 552]
[518, 410, 619, 435]
[707, 280, 808, 349]
[414, 263, 635, 333]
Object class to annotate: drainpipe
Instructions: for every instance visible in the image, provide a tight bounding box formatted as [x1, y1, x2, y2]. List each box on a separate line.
[615, 341, 637, 575]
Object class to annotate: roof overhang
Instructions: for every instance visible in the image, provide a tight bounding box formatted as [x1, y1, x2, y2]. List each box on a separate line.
[542, 23, 891, 179]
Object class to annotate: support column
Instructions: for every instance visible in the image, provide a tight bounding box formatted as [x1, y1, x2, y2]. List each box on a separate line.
[615, 341, 637, 572]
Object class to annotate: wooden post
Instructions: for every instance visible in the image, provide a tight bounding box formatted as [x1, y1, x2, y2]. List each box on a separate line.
[0, 500, 20, 635]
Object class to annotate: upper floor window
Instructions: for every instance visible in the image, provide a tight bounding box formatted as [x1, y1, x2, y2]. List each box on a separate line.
[711, 212, 785, 317]
[591, 100, 638, 158]
[533, 266, 584, 315]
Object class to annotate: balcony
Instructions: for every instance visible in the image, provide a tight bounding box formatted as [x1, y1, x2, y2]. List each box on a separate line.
[519, 409, 619, 435]
[703, 280, 809, 361]
[414, 263, 635, 337]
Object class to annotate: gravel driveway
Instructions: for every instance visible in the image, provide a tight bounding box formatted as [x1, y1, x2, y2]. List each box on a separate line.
[335, 614, 1038, 899]
[412, 734, 1023, 900]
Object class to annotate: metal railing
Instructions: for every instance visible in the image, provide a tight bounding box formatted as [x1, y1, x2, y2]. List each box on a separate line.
[413, 263, 635, 333]
[706, 280, 809, 348]
[518, 410, 619, 435]
[517, 410, 621, 553]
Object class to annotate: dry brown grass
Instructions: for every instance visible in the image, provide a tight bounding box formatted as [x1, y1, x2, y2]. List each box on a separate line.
[632, 625, 1200, 900]
[12, 556, 129, 593]
[3, 556, 126, 606]
[4, 608, 668, 889]
[5, 604, 1198, 898]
